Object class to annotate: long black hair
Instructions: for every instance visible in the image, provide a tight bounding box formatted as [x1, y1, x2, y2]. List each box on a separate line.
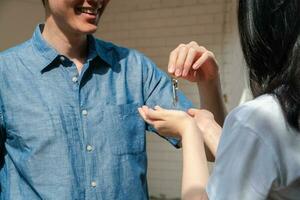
[238, 0, 300, 130]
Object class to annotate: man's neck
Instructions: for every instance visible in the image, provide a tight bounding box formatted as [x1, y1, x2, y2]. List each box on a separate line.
[42, 18, 87, 71]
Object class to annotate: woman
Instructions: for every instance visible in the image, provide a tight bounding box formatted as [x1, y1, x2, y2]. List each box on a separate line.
[139, 0, 300, 199]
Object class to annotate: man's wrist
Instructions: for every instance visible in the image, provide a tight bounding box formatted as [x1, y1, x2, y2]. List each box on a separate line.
[196, 76, 221, 91]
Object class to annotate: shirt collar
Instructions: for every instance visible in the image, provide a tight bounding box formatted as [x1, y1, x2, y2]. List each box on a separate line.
[31, 24, 112, 73]
[89, 34, 113, 66]
[31, 24, 59, 72]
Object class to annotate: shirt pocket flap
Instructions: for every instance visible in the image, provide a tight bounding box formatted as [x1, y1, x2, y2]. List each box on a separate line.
[106, 103, 145, 155]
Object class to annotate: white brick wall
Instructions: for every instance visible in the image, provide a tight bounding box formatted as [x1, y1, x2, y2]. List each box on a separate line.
[0, 0, 246, 199]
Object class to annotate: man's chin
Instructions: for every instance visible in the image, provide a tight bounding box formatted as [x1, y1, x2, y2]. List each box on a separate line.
[80, 25, 98, 34]
[86, 28, 98, 34]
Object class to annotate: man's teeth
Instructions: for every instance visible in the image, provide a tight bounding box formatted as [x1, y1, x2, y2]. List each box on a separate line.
[78, 7, 101, 15]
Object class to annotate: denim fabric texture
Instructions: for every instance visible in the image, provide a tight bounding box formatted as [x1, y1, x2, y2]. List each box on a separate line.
[0, 25, 192, 200]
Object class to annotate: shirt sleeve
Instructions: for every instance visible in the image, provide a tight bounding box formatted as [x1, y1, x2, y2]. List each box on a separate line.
[141, 53, 193, 147]
[206, 113, 279, 200]
[0, 97, 5, 165]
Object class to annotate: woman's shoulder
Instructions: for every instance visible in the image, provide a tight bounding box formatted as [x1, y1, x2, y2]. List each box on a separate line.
[223, 94, 298, 147]
[226, 94, 284, 129]
[211, 95, 300, 198]
[232, 94, 279, 114]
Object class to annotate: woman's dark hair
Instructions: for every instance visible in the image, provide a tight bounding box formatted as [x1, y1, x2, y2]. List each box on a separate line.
[41, 0, 46, 6]
[238, 0, 300, 130]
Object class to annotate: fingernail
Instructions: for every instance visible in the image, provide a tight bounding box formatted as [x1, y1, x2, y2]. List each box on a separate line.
[169, 66, 175, 73]
[175, 69, 181, 76]
[192, 64, 199, 70]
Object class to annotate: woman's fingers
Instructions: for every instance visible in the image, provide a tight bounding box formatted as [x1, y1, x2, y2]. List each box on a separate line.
[139, 105, 178, 121]
[138, 107, 147, 119]
[138, 107, 154, 124]
[188, 108, 200, 116]
[154, 105, 164, 111]
[146, 107, 167, 120]
[138, 105, 164, 121]
[187, 109, 195, 117]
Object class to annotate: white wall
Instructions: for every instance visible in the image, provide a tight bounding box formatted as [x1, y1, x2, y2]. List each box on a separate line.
[0, 0, 245, 199]
[0, 0, 44, 50]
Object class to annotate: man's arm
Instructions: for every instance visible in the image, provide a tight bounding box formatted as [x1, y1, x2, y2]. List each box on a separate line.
[168, 41, 226, 124]
[196, 77, 226, 126]
[140, 51, 193, 147]
[168, 41, 226, 160]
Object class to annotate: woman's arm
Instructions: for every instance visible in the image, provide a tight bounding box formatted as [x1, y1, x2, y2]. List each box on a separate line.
[188, 109, 222, 157]
[181, 122, 209, 200]
[138, 106, 210, 200]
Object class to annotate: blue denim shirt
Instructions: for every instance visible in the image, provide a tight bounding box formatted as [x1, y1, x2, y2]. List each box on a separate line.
[0, 25, 192, 200]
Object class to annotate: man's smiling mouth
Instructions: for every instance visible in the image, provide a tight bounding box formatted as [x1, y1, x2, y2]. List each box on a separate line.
[76, 6, 102, 15]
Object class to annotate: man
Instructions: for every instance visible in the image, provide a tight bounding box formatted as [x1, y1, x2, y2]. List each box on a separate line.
[0, 0, 225, 199]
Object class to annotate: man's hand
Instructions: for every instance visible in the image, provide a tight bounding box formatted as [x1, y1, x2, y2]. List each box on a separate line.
[167, 42, 226, 161]
[168, 41, 219, 83]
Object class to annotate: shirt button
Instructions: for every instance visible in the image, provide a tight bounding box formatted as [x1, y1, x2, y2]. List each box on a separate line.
[82, 110, 88, 116]
[91, 181, 97, 188]
[72, 76, 78, 83]
[59, 56, 65, 62]
[86, 145, 93, 152]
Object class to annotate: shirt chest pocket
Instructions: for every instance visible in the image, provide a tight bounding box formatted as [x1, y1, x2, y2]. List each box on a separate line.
[106, 103, 146, 155]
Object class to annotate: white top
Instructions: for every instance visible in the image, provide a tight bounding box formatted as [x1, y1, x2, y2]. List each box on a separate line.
[207, 94, 300, 200]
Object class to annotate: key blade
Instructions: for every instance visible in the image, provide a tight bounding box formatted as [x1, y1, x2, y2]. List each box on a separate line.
[172, 78, 178, 106]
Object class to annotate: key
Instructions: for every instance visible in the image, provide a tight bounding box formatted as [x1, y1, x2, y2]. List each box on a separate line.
[172, 78, 178, 106]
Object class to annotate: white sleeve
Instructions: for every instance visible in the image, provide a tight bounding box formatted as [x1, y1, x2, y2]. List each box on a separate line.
[206, 114, 279, 200]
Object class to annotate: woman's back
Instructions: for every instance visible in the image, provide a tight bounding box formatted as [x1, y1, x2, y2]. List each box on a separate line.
[207, 94, 300, 199]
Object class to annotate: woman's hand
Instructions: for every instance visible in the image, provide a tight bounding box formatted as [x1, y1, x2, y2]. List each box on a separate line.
[138, 105, 197, 138]
[138, 106, 222, 158]
[138, 106, 210, 198]
[188, 108, 222, 157]
[168, 41, 219, 83]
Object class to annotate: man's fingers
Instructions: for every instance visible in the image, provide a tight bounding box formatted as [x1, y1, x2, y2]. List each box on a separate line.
[182, 47, 197, 77]
[168, 43, 186, 74]
[168, 48, 179, 74]
[175, 45, 189, 77]
[192, 51, 210, 70]
[168, 43, 211, 78]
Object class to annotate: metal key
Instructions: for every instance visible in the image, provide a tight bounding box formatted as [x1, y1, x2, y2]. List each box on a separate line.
[172, 78, 178, 106]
